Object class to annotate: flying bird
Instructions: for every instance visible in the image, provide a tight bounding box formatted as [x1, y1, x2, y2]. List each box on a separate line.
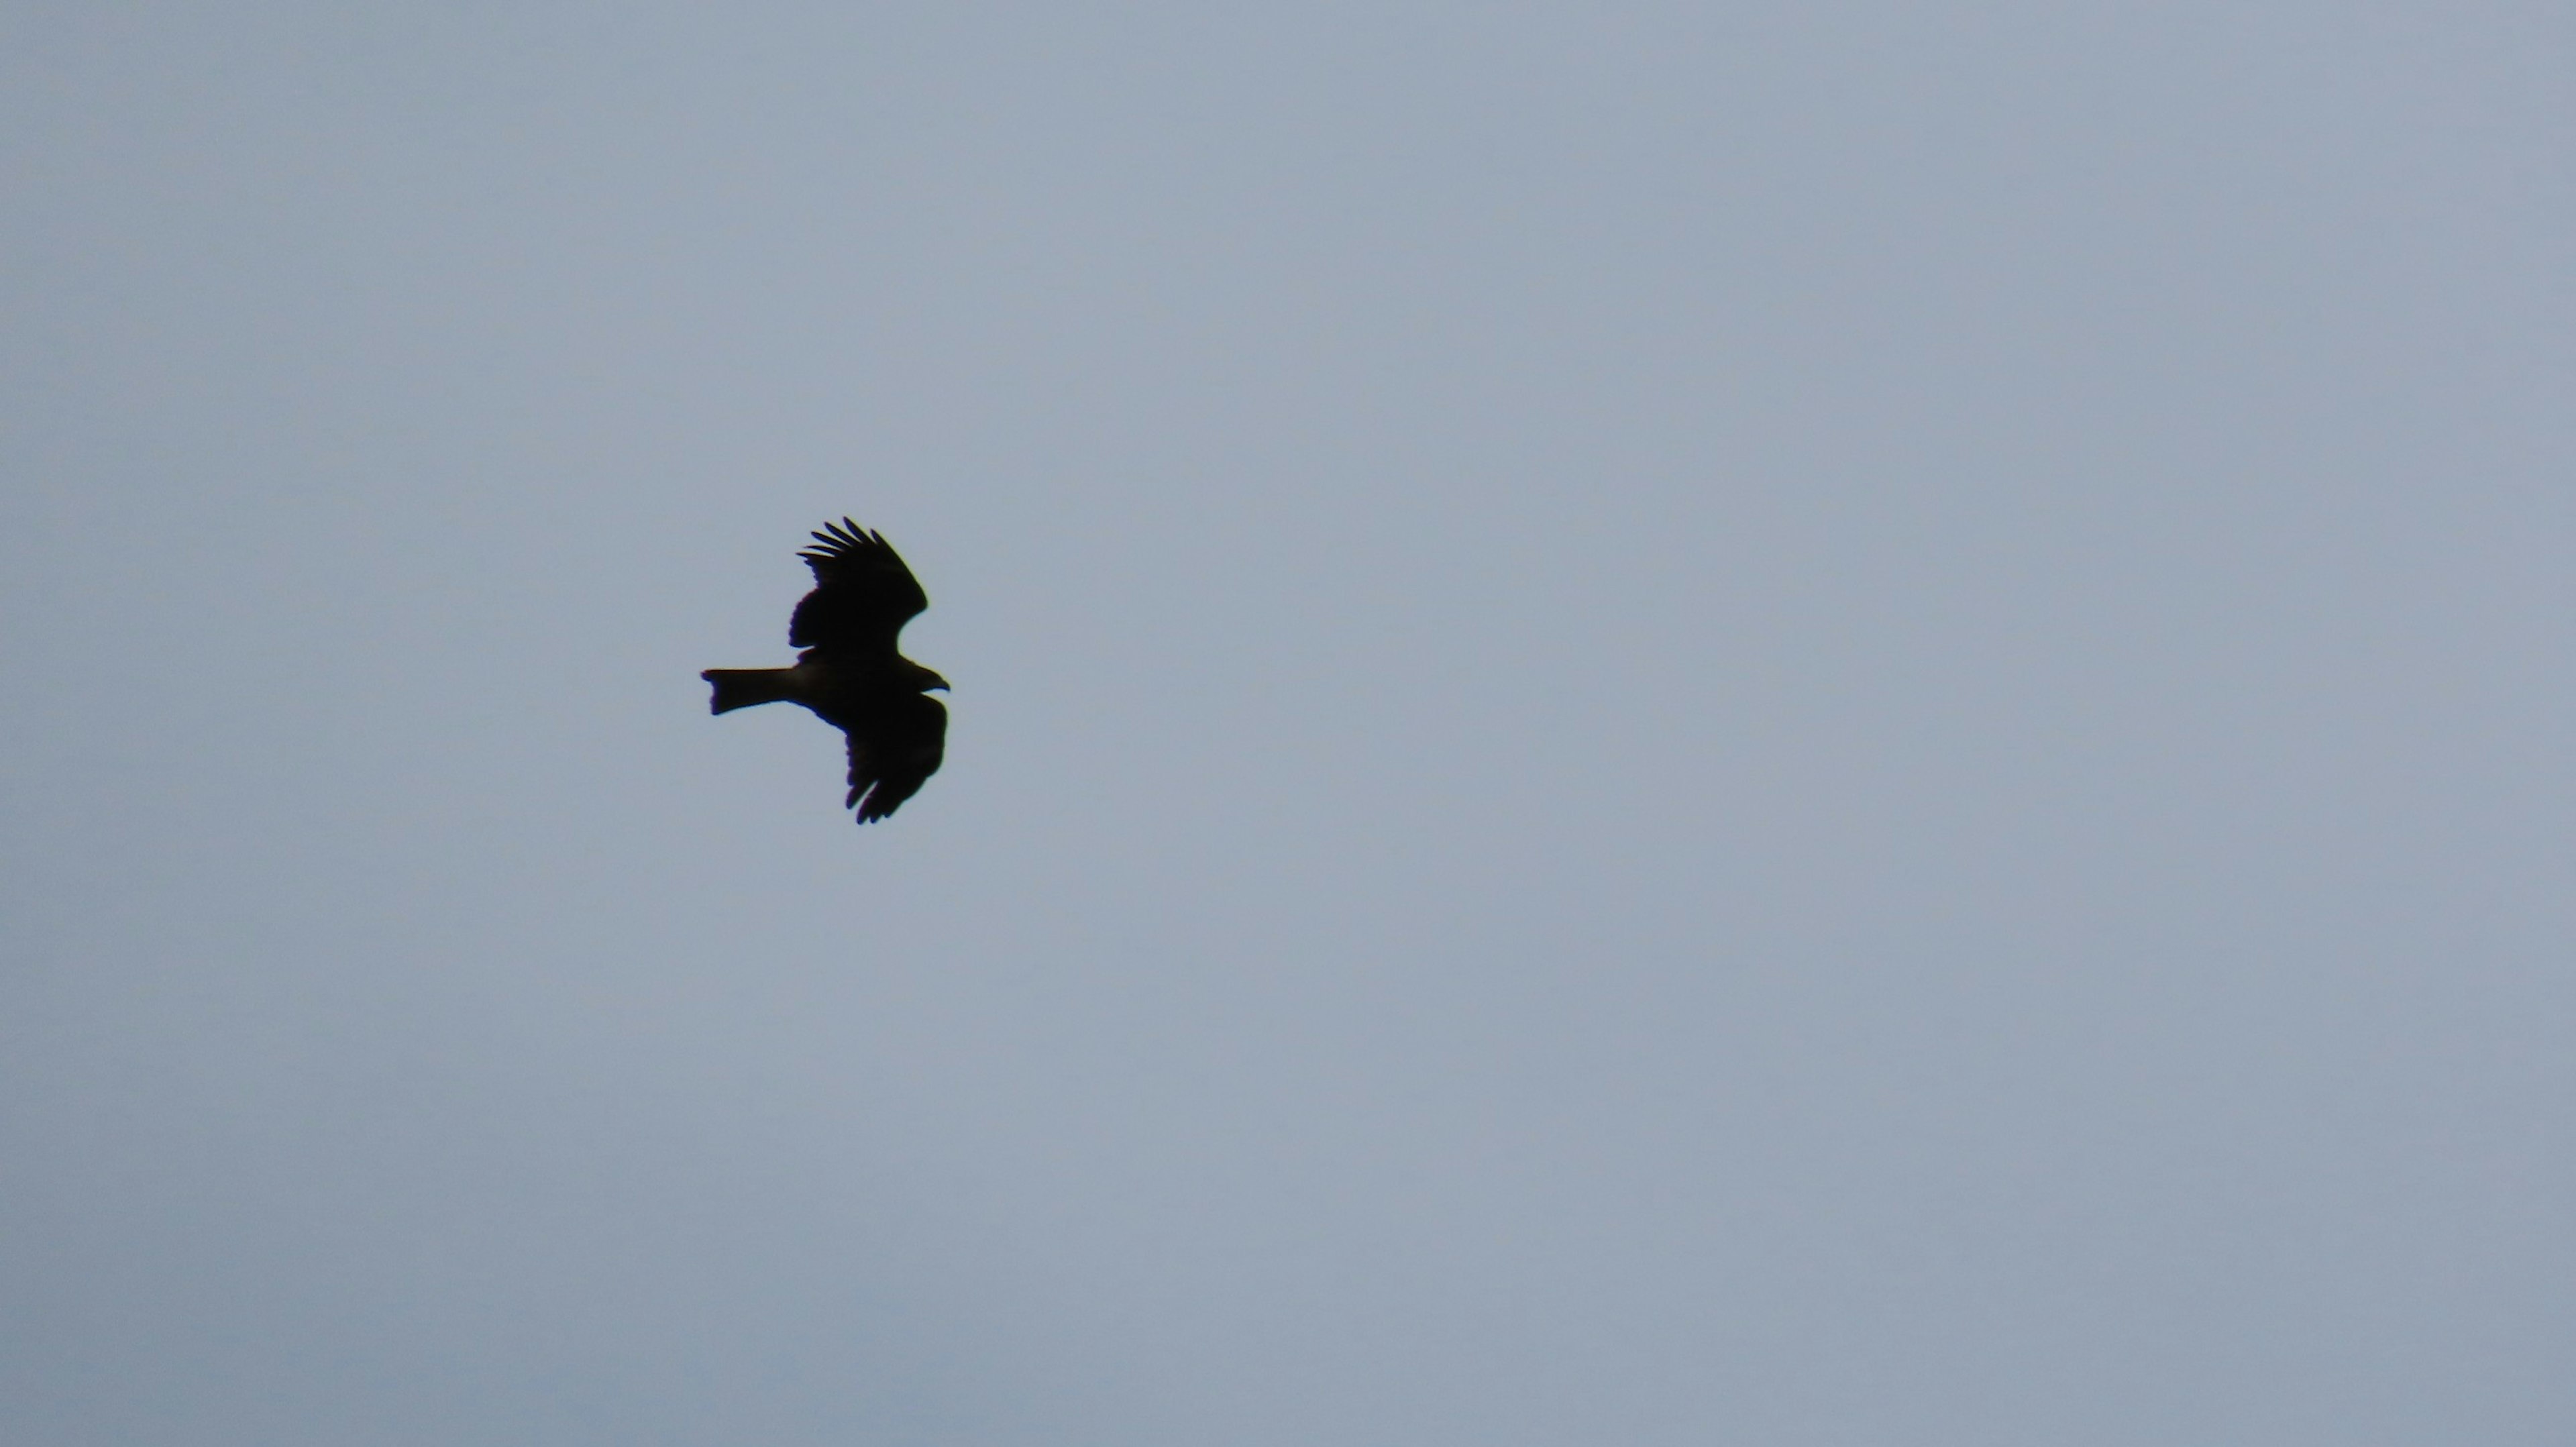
[702, 519, 949, 822]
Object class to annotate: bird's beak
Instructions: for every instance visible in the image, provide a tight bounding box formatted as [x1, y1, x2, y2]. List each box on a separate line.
[927, 676, 951, 692]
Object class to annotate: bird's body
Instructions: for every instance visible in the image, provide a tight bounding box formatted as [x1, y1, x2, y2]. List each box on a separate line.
[702, 519, 948, 823]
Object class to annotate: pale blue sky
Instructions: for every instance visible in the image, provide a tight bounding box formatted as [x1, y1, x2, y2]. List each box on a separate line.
[5, 5, 2571, 1443]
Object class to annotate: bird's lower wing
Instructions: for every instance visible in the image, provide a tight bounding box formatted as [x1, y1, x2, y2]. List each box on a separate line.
[842, 698, 947, 824]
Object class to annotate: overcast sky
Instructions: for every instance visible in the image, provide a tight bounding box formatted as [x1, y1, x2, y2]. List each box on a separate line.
[4, 4, 2571, 1444]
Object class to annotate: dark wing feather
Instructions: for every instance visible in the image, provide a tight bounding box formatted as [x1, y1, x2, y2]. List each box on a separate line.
[790, 519, 930, 655]
[843, 694, 948, 823]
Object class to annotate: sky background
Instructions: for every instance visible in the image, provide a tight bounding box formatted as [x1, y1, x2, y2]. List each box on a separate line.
[4, 4, 2571, 1443]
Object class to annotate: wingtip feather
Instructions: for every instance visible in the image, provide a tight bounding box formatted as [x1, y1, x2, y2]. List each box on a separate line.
[800, 517, 890, 567]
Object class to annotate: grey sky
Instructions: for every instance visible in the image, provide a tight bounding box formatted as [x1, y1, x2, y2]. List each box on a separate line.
[4, 4, 2571, 1443]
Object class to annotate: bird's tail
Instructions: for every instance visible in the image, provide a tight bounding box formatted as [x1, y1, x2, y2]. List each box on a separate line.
[702, 668, 797, 715]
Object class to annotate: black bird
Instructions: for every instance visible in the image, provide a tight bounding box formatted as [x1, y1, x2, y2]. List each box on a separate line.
[702, 519, 949, 822]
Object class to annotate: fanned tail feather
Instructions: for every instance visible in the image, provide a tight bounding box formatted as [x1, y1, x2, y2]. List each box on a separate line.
[702, 668, 796, 714]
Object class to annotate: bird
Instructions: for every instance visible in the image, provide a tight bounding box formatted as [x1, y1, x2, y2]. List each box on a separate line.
[701, 519, 949, 823]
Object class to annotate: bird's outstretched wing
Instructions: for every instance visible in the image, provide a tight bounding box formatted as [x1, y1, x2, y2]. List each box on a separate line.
[843, 694, 949, 823]
[790, 519, 930, 656]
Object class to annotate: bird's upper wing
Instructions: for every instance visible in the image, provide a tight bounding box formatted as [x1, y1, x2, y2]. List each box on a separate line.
[790, 519, 930, 655]
[843, 694, 949, 823]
